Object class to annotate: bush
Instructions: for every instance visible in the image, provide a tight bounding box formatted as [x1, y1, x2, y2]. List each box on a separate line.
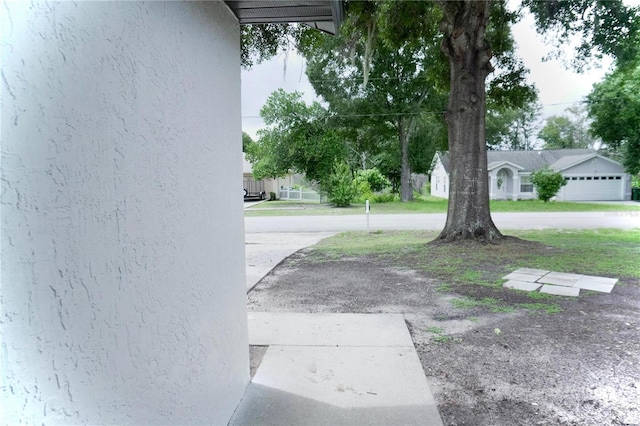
[530, 167, 567, 202]
[354, 168, 390, 193]
[371, 193, 396, 203]
[326, 163, 357, 207]
[269, 192, 277, 201]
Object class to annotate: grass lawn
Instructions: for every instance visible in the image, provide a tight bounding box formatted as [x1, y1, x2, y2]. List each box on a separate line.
[244, 196, 640, 216]
[310, 228, 640, 313]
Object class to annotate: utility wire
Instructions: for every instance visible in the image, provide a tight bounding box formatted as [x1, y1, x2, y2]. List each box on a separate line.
[242, 96, 630, 120]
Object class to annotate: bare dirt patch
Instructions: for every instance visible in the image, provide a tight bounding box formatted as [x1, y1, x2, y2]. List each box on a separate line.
[248, 241, 640, 425]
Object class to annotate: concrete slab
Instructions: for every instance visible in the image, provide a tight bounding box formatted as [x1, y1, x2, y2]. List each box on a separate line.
[578, 275, 619, 286]
[537, 272, 583, 287]
[502, 272, 542, 282]
[245, 232, 335, 290]
[513, 268, 550, 276]
[573, 276, 617, 293]
[574, 281, 616, 293]
[248, 312, 414, 347]
[230, 345, 443, 425]
[540, 284, 580, 297]
[503, 280, 542, 292]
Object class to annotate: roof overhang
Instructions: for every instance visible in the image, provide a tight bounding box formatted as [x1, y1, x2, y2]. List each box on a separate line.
[488, 161, 525, 171]
[225, 0, 344, 35]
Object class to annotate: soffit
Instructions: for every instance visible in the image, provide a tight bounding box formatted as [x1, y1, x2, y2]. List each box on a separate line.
[225, 0, 343, 34]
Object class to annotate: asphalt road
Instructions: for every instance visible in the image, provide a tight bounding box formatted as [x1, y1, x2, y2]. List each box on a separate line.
[245, 211, 640, 233]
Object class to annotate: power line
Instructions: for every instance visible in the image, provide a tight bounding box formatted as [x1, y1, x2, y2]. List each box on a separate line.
[242, 97, 628, 120]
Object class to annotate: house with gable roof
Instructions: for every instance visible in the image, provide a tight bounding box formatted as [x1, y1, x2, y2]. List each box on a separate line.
[431, 149, 632, 201]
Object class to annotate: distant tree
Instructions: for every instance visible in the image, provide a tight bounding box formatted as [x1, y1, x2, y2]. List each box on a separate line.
[304, 3, 447, 202]
[538, 106, 598, 150]
[587, 58, 640, 174]
[530, 167, 567, 202]
[486, 101, 541, 150]
[409, 112, 448, 174]
[245, 89, 345, 184]
[242, 131, 254, 153]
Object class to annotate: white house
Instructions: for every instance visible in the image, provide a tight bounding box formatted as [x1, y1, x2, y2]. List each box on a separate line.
[243, 152, 296, 199]
[431, 149, 632, 201]
[2, 2, 341, 424]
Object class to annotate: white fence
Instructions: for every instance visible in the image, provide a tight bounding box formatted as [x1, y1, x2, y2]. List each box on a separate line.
[279, 188, 324, 202]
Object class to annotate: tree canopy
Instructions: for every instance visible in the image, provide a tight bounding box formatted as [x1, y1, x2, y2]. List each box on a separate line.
[303, 2, 447, 201]
[587, 58, 640, 174]
[241, 0, 640, 241]
[538, 106, 597, 150]
[245, 89, 345, 183]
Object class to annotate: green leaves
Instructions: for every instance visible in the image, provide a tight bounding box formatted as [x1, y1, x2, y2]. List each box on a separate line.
[587, 59, 640, 174]
[246, 89, 345, 183]
[537, 106, 595, 150]
[530, 167, 567, 202]
[523, 0, 640, 70]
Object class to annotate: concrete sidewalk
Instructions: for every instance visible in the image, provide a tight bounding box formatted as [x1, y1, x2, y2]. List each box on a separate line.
[245, 232, 335, 290]
[229, 312, 443, 426]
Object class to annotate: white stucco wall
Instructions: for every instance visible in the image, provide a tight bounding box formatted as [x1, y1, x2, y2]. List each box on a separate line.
[1, 2, 248, 424]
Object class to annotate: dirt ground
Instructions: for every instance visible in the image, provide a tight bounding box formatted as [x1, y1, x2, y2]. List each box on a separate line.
[247, 243, 640, 426]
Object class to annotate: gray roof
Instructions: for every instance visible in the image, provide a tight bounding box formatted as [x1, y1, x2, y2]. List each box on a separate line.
[436, 149, 598, 173]
[225, 0, 344, 34]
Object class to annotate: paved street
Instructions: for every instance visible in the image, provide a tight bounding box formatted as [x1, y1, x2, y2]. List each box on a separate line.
[245, 211, 640, 233]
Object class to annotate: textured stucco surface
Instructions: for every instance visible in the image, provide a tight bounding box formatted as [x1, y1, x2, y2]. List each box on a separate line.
[1, 2, 249, 424]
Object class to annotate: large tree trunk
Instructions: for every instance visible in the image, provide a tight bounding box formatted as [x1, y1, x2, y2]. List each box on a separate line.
[398, 120, 413, 202]
[436, 1, 503, 242]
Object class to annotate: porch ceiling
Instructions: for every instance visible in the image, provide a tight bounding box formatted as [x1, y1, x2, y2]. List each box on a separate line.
[225, 0, 344, 34]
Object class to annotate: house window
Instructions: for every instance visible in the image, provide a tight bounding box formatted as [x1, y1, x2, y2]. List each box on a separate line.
[615, 176, 621, 180]
[520, 176, 533, 193]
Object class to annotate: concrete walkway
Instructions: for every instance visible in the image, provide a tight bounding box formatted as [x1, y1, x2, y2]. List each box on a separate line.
[245, 232, 335, 290]
[237, 232, 444, 425]
[230, 312, 443, 426]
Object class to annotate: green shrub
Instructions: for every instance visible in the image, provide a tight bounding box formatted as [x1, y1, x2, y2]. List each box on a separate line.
[269, 192, 277, 201]
[326, 162, 357, 207]
[371, 193, 396, 203]
[354, 168, 390, 192]
[530, 167, 567, 202]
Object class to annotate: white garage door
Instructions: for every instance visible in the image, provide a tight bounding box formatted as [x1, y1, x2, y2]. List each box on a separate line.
[562, 176, 623, 201]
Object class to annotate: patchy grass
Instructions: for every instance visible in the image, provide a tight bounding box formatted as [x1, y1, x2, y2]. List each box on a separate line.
[245, 197, 640, 216]
[312, 228, 639, 315]
[425, 326, 461, 344]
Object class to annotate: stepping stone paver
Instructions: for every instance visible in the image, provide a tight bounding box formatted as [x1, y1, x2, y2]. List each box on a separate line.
[503, 280, 542, 292]
[578, 275, 619, 286]
[573, 276, 617, 293]
[540, 284, 580, 297]
[537, 272, 583, 287]
[513, 268, 550, 276]
[502, 269, 618, 298]
[502, 272, 542, 282]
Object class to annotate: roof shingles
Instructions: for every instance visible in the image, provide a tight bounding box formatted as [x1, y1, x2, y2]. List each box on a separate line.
[436, 149, 597, 173]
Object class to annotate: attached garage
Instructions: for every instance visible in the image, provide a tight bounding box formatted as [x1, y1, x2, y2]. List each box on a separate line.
[555, 154, 631, 201]
[560, 175, 625, 201]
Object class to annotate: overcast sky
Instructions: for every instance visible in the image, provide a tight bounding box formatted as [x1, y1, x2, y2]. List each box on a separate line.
[240, 10, 615, 141]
